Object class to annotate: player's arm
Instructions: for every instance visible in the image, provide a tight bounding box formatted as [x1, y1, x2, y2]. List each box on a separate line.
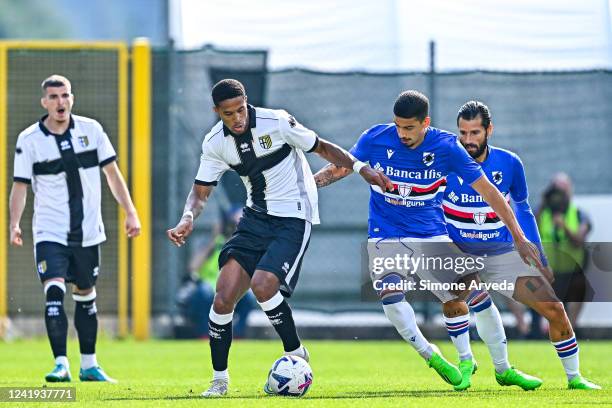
[11, 135, 33, 246]
[9, 182, 28, 246]
[102, 162, 141, 238]
[168, 135, 229, 247]
[280, 112, 392, 191]
[167, 184, 214, 247]
[471, 176, 543, 270]
[312, 138, 392, 191]
[509, 156, 552, 280]
[313, 163, 352, 188]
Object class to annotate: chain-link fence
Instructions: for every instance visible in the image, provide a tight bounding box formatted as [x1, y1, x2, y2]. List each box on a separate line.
[6, 47, 125, 317]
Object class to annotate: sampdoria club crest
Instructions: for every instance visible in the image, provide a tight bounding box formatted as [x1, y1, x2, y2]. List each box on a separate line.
[473, 212, 487, 225]
[398, 184, 412, 198]
[492, 171, 503, 185]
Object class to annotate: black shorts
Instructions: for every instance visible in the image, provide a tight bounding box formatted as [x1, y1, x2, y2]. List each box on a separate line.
[35, 241, 100, 290]
[218, 207, 312, 297]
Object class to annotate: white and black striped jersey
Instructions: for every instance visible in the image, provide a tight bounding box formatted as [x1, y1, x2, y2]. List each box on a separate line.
[13, 115, 117, 247]
[195, 105, 320, 224]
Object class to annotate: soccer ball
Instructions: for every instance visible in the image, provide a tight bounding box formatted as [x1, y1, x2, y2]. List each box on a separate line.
[264, 355, 313, 397]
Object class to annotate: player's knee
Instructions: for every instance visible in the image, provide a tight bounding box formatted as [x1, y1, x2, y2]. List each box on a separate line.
[443, 300, 468, 317]
[73, 286, 94, 296]
[72, 287, 96, 304]
[377, 273, 405, 305]
[250, 272, 279, 302]
[213, 292, 236, 314]
[541, 301, 568, 323]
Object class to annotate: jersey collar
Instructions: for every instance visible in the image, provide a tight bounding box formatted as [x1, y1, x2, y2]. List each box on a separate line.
[223, 104, 257, 137]
[38, 114, 75, 136]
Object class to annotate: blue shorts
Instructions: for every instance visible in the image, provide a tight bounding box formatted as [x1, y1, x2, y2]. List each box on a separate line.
[218, 207, 311, 297]
[35, 241, 100, 290]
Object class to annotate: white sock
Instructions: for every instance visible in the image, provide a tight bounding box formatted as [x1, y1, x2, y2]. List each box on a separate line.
[383, 301, 433, 360]
[444, 313, 473, 361]
[473, 302, 511, 373]
[285, 344, 304, 355]
[55, 356, 69, 368]
[213, 369, 229, 381]
[552, 336, 579, 380]
[81, 353, 98, 370]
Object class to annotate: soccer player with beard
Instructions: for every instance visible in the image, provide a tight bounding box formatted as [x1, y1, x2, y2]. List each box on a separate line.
[439, 101, 600, 390]
[314, 91, 544, 389]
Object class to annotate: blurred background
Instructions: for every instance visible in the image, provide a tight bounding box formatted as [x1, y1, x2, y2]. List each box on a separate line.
[1, 0, 611, 341]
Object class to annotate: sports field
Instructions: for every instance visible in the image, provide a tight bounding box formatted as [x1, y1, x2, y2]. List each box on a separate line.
[1, 339, 610, 407]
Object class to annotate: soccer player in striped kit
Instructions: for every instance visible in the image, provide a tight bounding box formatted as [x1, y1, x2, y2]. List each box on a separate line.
[440, 101, 600, 390]
[167, 79, 391, 397]
[315, 90, 545, 389]
[10, 75, 141, 383]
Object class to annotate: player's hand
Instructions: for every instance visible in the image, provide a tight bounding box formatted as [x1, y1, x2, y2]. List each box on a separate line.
[166, 215, 194, 247]
[541, 265, 555, 284]
[10, 225, 23, 247]
[125, 211, 141, 238]
[515, 239, 545, 272]
[359, 166, 394, 192]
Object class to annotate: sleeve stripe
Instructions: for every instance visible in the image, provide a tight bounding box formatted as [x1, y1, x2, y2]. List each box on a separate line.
[307, 136, 320, 153]
[99, 155, 117, 167]
[194, 179, 218, 186]
[13, 177, 31, 184]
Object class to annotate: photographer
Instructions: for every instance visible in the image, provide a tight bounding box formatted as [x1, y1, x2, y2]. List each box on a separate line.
[536, 173, 591, 328]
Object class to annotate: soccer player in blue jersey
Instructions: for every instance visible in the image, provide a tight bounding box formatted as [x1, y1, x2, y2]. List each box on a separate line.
[314, 90, 544, 389]
[440, 101, 600, 390]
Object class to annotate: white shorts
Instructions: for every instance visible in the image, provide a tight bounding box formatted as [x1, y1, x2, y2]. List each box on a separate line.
[368, 235, 480, 303]
[477, 250, 542, 299]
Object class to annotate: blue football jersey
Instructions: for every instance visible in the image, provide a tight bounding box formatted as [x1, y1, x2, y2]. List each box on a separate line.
[443, 146, 528, 255]
[350, 124, 484, 238]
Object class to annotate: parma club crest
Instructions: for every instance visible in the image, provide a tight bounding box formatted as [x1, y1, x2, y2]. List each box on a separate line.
[78, 135, 89, 148]
[37, 260, 47, 275]
[259, 134, 273, 149]
[492, 171, 503, 185]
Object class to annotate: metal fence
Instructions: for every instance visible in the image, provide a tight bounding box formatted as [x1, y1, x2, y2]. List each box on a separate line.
[151, 46, 612, 314]
[3, 44, 127, 317]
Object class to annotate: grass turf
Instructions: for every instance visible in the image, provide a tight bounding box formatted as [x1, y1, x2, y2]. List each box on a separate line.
[1, 339, 610, 407]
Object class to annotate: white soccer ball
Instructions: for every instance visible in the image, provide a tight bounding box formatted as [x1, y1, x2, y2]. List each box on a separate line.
[264, 355, 313, 397]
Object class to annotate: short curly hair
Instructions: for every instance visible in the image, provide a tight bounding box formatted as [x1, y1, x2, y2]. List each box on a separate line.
[211, 79, 246, 106]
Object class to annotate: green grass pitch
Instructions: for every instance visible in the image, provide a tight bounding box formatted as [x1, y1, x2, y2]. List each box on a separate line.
[1, 338, 610, 407]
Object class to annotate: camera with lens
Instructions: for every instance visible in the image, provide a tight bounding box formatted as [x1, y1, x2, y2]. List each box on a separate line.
[543, 185, 569, 215]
